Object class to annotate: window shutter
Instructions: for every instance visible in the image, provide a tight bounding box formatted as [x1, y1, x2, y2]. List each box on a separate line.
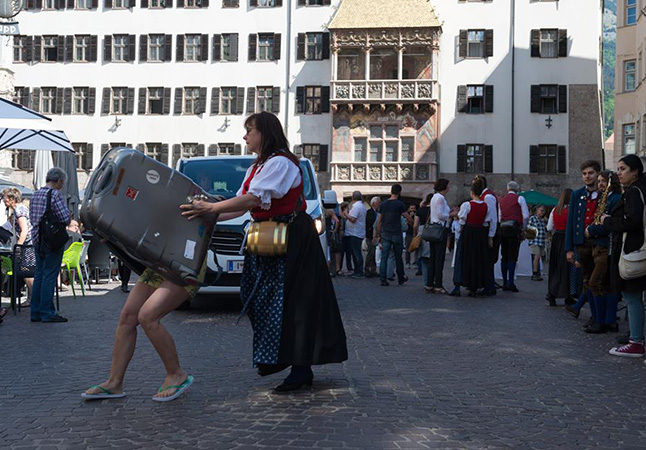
[211, 87, 220, 114]
[293, 144, 302, 157]
[484, 145, 493, 173]
[275, 0, 282, 5]
[164, 0, 172, 8]
[250, 0, 257, 6]
[234, 144, 242, 155]
[88, 88, 96, 115]
[176, 35, 184, 62]
[104, 35, 112, 62]
[459, 30, 467, 58]
[297, 0, 305, 5]
[198, 87, 207, 114]
[56, 0, 65, 9]
[63, 87, 72, 114]
[89, 35, 98, 62]
[457, 85, 467, 113]
[235, 87, 244, 114]
[323, 0, 330, 4]
[174, 88, 183, 115]
[27, 0, 34, 9]
[32, 88, 41, 112]
[557, 145, 567, 173]
[197, 144, 205, 156]
[273, 33, 281, 60]
[530, 29, 540, 57]
[105, 0, 112, 7]
[248, 34, 257, 61]
[558, 85, 567, 113]
[212, 35, 221, 61]
[322, 32, 330, 59]
[160, 144, 169, 164]
[101, 144, 110, 157]
[272, 86, 281, 113]
[55, 87, 64, 114]
[484, 85, 494, 113]
[19, 87, 29, 107]
[485, 29, 494, 57]
[200, 34, 208, 61]
[321, 86, 330, 113]
[530, 85, 541, 113]
[140, 35, 148, 62]
[319, 145, 329, 172]
[25, 36, 33, 62]
[529, 145, 539, 173]
[296, 33, 305, 60]
[101, 87, 110, 115]
[177, 0, 183, 6]
[33, 36, 42, 62]
[56, 36, 65, 62]
[230, 34, 238, 61]
[91, 0, 98, 8]
[457, 145, 467, 172]
[66, 0, 73, 8]
[247, 87, 256, 113]
[136, 144, 145, 153]
[163, 87, 171, 114]
[172, 144, 181, 167]
[164, 35, 173, 61]
[127, 88, 135, 114]
[35, 0, 42, 8]
[201, 0, 208, 7]
[128, 35, 136, 62]
[558, 29, 567, 57]
[208, 144, 218, 156]
[85, 144, 93, 171]
[296, 86, 305, 113]
[138, 88, 146, 114]
[141, 0, 147, 6]
[65, 35, 73, 62]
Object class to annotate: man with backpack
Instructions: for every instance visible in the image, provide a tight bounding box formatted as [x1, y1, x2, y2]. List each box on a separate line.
[29, 168, 71, 323]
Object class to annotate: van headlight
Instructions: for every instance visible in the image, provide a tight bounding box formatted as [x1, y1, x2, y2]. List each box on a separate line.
[314, 216, 325, 235]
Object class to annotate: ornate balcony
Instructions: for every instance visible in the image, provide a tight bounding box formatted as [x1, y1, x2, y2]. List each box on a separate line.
[330, 162, 437, 183]
[331, 80, 438, 104]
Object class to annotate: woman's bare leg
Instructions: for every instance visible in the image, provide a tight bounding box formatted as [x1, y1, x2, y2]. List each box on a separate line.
[85, 281, 155, 395]
[137, 281, 190, 399]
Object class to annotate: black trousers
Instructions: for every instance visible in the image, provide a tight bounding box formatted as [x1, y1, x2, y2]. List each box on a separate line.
[500, 234, 520, 264]
[428, 229, 448, 288]
[117, 259, 131, 287]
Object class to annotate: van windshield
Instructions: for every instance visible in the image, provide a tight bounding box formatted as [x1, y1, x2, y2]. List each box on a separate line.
[181, 157, 318, 201]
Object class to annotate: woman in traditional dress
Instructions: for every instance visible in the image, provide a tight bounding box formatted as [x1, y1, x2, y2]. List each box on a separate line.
[545, 189, 572, 307]
[182, 112, 348, 392]
[457, 177, 495, 297]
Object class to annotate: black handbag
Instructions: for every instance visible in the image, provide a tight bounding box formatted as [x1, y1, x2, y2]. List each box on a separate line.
[39, 189, 69, 252]
[421, 211, 445, 243]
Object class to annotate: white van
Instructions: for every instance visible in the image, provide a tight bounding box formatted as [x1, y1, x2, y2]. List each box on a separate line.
[179, 155, 327, 295]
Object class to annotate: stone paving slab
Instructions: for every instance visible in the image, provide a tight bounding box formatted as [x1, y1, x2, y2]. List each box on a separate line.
[1, 266, 645, 449]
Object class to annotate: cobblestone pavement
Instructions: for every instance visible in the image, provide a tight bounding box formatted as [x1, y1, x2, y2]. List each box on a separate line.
[2, 265, 646, 450]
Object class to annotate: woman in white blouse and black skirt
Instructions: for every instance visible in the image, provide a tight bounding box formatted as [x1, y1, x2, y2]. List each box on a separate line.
[182, 112, 348, 392]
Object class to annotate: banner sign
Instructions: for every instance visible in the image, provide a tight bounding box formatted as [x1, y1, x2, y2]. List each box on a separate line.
[0, 22, 19, 35]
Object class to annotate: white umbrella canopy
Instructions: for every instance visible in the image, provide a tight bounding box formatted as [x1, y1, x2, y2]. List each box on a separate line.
[0, 98, 74, 152]
[33, 150, 54, 190]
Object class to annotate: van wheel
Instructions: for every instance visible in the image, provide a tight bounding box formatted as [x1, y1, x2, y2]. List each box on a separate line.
[176, 300, 191, 311]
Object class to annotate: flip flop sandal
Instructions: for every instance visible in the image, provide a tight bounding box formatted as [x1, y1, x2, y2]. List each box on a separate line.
[81, 385, 126, 400]
[152, 375, 194, 402]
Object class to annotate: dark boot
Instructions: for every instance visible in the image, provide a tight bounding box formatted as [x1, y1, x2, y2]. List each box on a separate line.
[545, 294, 557, 307]
[585, 321, 607, 334]
[500, 261, 509, 289]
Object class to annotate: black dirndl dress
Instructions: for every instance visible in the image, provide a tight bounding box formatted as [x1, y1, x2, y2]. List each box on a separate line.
[460, 225, 490, 292]
[241, 213, 348, 367]
[548, 231, 569, 298]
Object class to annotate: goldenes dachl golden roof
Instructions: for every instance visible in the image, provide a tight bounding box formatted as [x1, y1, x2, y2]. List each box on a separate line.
[328, 0, 441, 30]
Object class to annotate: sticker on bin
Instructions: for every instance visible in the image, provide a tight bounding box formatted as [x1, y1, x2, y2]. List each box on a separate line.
[228, 261, 244, 273]
[184, 240, 196, 260]
[125, 187, 139, 201]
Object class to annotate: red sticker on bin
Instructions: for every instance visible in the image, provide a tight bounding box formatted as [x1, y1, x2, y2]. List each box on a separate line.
[125, 187, 139, 201]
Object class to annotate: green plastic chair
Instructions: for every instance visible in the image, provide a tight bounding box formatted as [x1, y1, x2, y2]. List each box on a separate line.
[1, 255, 13, 300]
[62, 242, 86, 297]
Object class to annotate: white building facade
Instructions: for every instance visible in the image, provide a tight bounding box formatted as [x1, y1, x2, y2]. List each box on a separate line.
[433, 0, 604, 200]
[6, 0, 338, 188]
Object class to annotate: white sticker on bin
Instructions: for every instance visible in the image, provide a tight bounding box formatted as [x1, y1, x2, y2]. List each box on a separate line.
[184, 240, 196, 260]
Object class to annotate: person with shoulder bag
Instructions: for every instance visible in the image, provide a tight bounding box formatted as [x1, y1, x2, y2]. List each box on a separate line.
[28, 168, 71, 323]
[603, 155, 646, 358]
[424, 179, 457, 295]
[181, 112, 348, 392]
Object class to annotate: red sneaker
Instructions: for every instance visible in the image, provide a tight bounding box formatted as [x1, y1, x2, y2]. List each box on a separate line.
[609, 340, 645, 358]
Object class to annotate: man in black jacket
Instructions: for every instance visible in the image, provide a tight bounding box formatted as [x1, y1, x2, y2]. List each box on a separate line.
[364, 196, 381, 278]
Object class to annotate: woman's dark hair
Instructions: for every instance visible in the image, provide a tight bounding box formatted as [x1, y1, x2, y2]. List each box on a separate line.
[471, 177, 485, 197]
[434, 178, 450, 193]
[618, 154, 645, 179]
[599, 170, 621, 194]
[244, 112, 298, 166]
[555, 188, 572, 215]
[423, 193, 433, 205]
